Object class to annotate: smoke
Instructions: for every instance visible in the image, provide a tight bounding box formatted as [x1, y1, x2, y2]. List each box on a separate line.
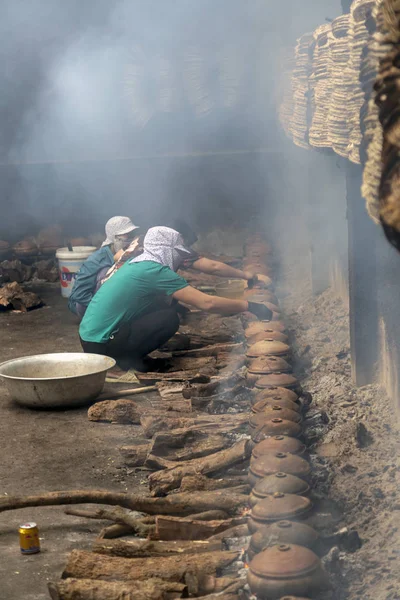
[0, 0, 290, 240]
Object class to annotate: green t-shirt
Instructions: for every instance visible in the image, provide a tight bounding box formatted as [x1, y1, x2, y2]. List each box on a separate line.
[79, 260, 188, 343]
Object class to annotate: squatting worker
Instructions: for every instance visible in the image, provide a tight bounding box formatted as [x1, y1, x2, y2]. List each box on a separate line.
[68, 216, 141, 320]
[79, 226, 272, 371]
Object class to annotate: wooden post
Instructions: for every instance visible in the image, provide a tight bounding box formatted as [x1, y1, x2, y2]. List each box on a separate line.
[346, 162, 379, 385]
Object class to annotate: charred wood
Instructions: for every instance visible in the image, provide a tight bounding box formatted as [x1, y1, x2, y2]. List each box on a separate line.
[62, 548, 239, 583]
[148, 439, 251, 495]
[140, 413, 248, 439]
[155, 516, 247, 541]
[48, 577, 186, 600]
[92, 538, 222, 558]
[0, 489, 248, 516]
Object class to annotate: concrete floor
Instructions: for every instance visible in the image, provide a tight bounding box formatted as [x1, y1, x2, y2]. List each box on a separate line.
[0, 285, 142, 600]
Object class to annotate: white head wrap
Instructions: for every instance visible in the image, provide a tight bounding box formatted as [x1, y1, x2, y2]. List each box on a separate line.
[102, 216, 139, 246]
[130, 226, 194, 272]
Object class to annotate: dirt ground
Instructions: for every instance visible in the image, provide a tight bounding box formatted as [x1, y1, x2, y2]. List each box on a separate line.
[1, 263, 400, 599]
[276, 241, 400, 600]
[0, 284, 146, 600]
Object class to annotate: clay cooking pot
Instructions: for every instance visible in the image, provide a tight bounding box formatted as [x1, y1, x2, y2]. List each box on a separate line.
[252, 436, 306, 458]
[255, 373, 299, 390]
[248, 494, 313, 532]
[248, 452, 310, 487]
[250, 417, 302, 441]
[247, 544, 328, 598]
[253, 386, 299, 404]
[247, 521, 319, 559]
[249, 473, 310, 506]
[247, 340, 290, 358]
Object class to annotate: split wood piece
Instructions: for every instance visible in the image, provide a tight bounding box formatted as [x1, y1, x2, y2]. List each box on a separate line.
[97, 386, 157, 401]
[136, 369, 214, 384]
[99, 523, 137, 539]
[96, 511, 229, 540]
[208, 523, 250, 541]
[199, 576, 246, 596]
[148, 439, 251, 496]
[118, 443, 151, 467]
[48, 577, 186, 600]
[92, 538, 223, 558]
[89, 402, 192, 425]
[182, 372, 248, 398]
[0, 281, 43, 311]
[156, 382, 189, 401]
[140, 413, 249, 439]
[62, 549, 239, 583]
[64, 507, 155, 537]
[179, 474, 249, 493]
[172, 342, 244, 358]
[155, 515, 246, 541]
[0, 489, 248, 516]
[146, 429, 231, 463]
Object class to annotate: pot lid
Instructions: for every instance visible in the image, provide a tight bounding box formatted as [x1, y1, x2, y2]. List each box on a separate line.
[254, 387, 298, 403]
[248, 356, 291, 374]
[250, 418, 302, 440]
[251, 494, 312, 523]
[245, 321, 286, 335]
[255, 373, 299, 389]
[249, 544, 320, 579]
[251, 405, 301, 423]
[247, 341, 290, 358]
[247, 330, 289, 344]
[250, 452, 310, 479]
[252, 436, 306, 458]
[251, 396, 300, 413]
[243, 291, 278, 304]
[250, 521, 319, 552]
[252, 473, 310, 497]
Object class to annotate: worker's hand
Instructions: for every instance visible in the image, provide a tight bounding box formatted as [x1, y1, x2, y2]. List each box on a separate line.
[247, 301, 273, 321]
[244, 272, 259, 288]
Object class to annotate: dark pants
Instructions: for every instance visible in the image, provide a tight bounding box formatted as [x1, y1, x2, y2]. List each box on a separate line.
[80, 307, 180, 370]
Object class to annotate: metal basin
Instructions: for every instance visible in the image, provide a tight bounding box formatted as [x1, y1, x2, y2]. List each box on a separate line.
[0, 353, 116, 409]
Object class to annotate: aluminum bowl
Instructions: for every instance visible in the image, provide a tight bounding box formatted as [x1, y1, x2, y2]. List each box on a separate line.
[0, 353, 116, 409]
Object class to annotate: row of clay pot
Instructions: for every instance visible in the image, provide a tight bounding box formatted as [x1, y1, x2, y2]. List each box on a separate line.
[242, 235, 330, 600]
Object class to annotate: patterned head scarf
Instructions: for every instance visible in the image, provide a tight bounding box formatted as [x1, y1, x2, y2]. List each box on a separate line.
[102, 216, 139, 246]
[130, 226, 195, 272]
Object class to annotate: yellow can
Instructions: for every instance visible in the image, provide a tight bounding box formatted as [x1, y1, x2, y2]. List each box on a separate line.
[19, 522, 40, 554]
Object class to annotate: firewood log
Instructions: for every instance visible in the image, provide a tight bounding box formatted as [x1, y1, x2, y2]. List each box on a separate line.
[145, 430, 230, 463]
[0, 489, 248, 516]
[62, 549, 239, 583]
[63, 507, 155, 537]
[183, 372, 248, 398]
[208, 523, 250, 541]
[148, 439, 251, 495]
[136, 369, 213, 384]
[155, 515, 246, 541]
[89, 402, 191, 425]
[118, 443, 151, 467]
[179, 474, 249, 493]
[48, 577, 186, 600]
[92, 538, 222, 557]
[140, 413, 248, 439]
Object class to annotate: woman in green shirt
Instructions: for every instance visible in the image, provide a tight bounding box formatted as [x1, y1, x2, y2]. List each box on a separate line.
[80, 226, 272, 371]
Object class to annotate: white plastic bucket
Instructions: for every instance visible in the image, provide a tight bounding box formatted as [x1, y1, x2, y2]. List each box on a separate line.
[56, 246, 97, 298]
